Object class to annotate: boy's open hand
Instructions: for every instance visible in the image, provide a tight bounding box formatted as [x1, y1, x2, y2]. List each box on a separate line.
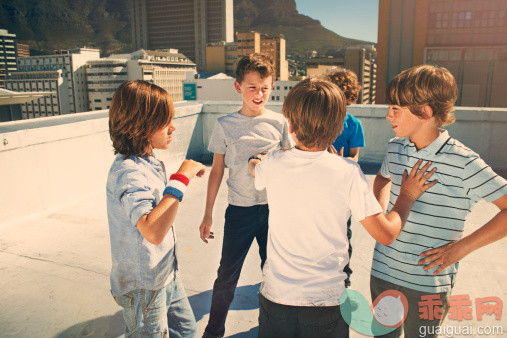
[399, 159, 438, 202]
[177, 159, 206, 180]
[328, 145, 344, 157]
[199, 214, 214, 243]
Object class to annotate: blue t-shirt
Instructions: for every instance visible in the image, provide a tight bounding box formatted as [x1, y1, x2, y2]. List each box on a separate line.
[332, 113, 365, 158]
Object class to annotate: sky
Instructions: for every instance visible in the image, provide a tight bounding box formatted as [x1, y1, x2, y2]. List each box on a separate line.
[294, 0, 379, 43]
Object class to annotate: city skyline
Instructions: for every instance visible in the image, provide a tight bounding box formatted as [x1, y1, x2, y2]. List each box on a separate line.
[295, 0, 379, 43]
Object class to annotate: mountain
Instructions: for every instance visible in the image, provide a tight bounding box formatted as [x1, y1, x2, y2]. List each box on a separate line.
[0, 0, 371, 56]
[234, 0, 370, 54]
[0, 0, 131, 55]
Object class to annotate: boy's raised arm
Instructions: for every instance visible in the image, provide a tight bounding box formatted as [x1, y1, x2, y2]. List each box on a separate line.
[373, 172, 392, 213]
[361, 160, 437, 245]
[419, 193, 507, 275]
[199, 153, 225, 243]
[137, 159, 205, 245]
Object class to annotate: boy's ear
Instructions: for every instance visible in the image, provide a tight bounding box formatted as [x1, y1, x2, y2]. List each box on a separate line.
[234, 81, 241, 93]
[422, 105, 434, 120]
[287, 119, 295, 134]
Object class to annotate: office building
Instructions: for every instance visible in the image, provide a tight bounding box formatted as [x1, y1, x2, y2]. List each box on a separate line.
[130, 0, 234, 69]
[377, 0, 507, 107]
[0, 88, 52, 122]
[16, 43, 30, 58]
[86, 49, 196, 110]
[0, 29, 17, 88]
[5, 48, 100, 119]
[206, 31, 289, 80]
[306, 45, 377, 104]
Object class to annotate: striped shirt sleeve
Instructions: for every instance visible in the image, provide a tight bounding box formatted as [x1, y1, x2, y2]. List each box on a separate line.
[379, 151, 391, 179]
[462, 155, 507, 203]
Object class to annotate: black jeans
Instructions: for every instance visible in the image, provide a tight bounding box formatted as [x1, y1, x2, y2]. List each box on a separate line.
[205, 204, 269, 336]
[258, 294, 349, 338]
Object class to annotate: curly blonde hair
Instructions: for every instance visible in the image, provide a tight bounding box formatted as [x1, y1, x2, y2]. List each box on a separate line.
[325, 68, 361, 105]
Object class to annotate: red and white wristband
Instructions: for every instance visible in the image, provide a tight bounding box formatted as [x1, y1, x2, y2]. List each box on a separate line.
[163, 173, 189, 202]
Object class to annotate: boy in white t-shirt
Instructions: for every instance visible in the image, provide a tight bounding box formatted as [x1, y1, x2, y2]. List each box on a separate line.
[248, 78, 438, 337]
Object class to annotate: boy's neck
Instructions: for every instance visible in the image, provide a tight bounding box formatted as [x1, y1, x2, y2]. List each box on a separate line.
[295, 143, 326, 152]
[239, 107, 265, 117]
[410, 126, 441, 151]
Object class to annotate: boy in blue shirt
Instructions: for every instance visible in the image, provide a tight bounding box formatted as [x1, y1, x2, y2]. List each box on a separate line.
[199, 54, 293, 338]
[106, 81, 205, 337]
[372, 65, 507, 337]
[326, 68, 366, 287]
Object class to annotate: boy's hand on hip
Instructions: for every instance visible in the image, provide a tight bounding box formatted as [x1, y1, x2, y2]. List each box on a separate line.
[199, 214, 214, 243]
[399, 159, 438, 202]
[177, 160, 206, 180]
[418, 241, 466, 275]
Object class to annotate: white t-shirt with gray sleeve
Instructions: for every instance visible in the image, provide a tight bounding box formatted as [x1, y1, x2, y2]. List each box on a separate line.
[208, 109, 293, 206]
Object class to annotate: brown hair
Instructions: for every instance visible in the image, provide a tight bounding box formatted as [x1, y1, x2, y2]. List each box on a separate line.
[109, 81, 174, 157]
[235, 53, 275, 84]
[282, 78, 347, 150]
[325, 68, 361, 105]
[386, 65, 458, 126]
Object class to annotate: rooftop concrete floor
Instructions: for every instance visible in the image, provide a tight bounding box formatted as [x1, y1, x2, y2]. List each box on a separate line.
[0, 165, 505, 337]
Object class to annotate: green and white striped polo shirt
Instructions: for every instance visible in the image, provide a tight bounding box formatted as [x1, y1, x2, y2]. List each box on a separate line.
[371, 130, 507, 293]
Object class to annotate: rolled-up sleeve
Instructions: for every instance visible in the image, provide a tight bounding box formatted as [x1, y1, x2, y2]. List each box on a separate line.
[115, 168, 155, 227]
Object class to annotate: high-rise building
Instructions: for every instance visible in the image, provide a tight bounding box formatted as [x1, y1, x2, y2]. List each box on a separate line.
[206, 31, 289, 80]
[130, 0, 233, 70]
[377, 0, 507, 107]
[86, 49, 196, 111]
[5, 48, 100, 119]
[305, 45, 377, 104]
[0, 29, 17, 88]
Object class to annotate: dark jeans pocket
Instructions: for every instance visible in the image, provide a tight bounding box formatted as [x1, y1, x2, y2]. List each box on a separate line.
[113, 293, 137, 331]
[299, 306, 349, 338]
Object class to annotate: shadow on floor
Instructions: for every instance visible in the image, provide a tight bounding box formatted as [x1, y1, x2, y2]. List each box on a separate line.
[188, 283, 261, 323]
[54, 311, 124, 338]
[229, 326, 259, 337]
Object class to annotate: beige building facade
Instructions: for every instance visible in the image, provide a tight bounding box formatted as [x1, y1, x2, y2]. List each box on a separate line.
[206, 31, 289, 80]
[305, 46, 377, 104]
[377, 0, 507, 107]
[86, 49, 196, 111]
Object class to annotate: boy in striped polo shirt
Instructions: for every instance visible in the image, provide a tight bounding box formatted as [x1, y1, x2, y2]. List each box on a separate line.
[372, 65, 507, 337]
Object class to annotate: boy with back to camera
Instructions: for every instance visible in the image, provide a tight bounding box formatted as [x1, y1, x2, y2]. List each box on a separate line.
[106, 81, 206, 337]
[325, 68, 366, 288]
[199, 53, 293, 338]
[371, 65, 507, 337]
[248, 77, 438, 338]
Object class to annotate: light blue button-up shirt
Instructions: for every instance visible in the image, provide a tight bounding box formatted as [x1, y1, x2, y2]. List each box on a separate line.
[106, 154, 177, 297]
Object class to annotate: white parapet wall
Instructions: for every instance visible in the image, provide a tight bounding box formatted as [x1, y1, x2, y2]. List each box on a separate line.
[1, 102, 506, 226]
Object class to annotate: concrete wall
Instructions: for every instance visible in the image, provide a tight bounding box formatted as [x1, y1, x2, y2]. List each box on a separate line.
[1, 102, 506, 226]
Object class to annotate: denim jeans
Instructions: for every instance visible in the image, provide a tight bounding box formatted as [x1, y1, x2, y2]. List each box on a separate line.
[205, 204, 269, 336]
[113, 275, 197, 338]
[258, 294, 349, 338]
[370, 275, 450, 338]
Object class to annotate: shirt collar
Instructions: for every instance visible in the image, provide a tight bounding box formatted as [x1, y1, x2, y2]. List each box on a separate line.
[405, 129, 451, 155]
